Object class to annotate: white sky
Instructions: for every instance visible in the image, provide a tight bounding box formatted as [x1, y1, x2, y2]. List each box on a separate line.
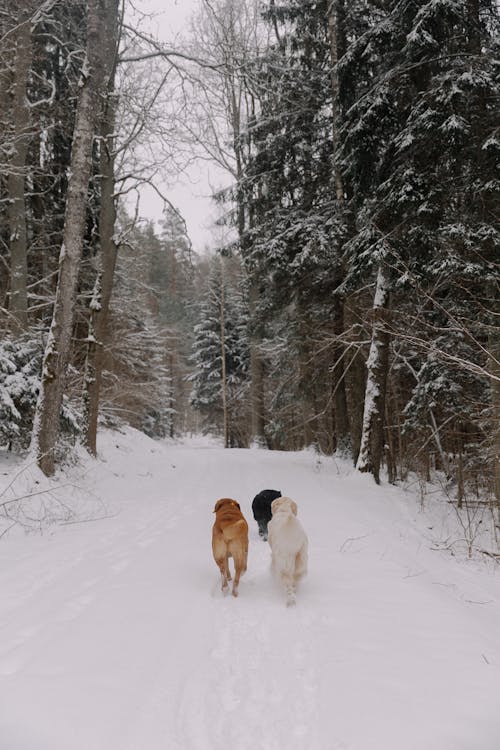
[131, 0, 229, 254]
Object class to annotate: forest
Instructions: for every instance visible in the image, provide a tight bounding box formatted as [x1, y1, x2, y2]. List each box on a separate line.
[0, 0, 499, 513]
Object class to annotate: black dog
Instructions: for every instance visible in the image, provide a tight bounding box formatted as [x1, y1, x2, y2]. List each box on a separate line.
[251, 489, 282, 541]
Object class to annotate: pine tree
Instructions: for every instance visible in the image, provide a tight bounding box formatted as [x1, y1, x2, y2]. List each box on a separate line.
[189, 255, 250, 445]
[238, 0, 352, 450]
[340, 0, 499, 486]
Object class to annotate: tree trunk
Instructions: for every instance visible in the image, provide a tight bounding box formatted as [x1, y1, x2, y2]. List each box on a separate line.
[249, 282, 266, 445]
[465, 0, 498, 502]
[231, 70, 267, 447]
[345, 295, 367, 465]
[250, 338, 266, 445]
[32, 0, 108, 476]
[327, 0, 346, 205]
[298, 322, 316, 448]
[489, 295, 500, 503]
[327, 0, 351, 455]
[385, 386, 397, 484]
[332, 288, 351, 454]
[7, 5, 32, 330]
[467, 0, 481, 54]
[83, 0, 120, 456]
[219, 257, 229, 448]
[356, 265, 391, 484]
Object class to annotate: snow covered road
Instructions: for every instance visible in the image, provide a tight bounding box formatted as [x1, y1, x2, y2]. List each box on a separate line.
[1, 430, 499, 749]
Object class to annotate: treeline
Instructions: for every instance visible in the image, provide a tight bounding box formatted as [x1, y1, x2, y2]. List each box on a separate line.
[0, 0, 499, 510]
[0, 2, 199, 469]
[186, 0, 500, 505]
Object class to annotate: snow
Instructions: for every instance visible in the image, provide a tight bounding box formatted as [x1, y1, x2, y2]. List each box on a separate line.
[1, 428, 499, 750]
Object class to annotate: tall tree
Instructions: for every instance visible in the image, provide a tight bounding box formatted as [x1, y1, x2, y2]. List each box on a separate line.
[188, 0, 268, 444]
[83, 0, 121, 456]
[341, 0, 499, 484]
[32, 0, 114, 475]
[240, 0, 350, 450]
[189, 254, 250, 446]
[4, 1, 34, 330]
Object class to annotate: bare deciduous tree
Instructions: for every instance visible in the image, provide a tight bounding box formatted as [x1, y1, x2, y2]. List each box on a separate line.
[32, 0, 113, 476]
[83, 0, 121, 456]
[356, 264, 390, 484]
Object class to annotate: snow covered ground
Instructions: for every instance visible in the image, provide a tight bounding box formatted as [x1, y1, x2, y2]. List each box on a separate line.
[1, 429, 499, 750]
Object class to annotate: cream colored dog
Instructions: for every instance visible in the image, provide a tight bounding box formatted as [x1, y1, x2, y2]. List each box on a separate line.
[267, 496, 308, 606]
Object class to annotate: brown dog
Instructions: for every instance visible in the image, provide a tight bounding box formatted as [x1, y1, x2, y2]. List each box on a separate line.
[212, 498, 249, 597]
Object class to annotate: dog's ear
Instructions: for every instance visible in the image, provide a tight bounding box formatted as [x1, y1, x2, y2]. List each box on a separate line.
[271, 497, 281, 514]
[291, 500, 298, 516]
[235, 501, 241, 510]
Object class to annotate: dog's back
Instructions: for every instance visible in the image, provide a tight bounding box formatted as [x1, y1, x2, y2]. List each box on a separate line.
[268, 496, 308, 605]
[212, 498, 248, 597]
[214, 499, 247, 536]
[269, 511, 307, 556]
[268, 499, 307, 567]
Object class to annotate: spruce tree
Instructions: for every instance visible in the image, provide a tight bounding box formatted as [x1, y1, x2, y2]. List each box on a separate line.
[189, 255, 250, 445]
[340, 0, 499, 486]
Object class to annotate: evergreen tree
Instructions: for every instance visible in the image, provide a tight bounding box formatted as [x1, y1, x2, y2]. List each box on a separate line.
[97, 218, 175, 438]
[189, 255, 250, 445]
[238, 0, 352, 450]
[340, 0, 499, 486]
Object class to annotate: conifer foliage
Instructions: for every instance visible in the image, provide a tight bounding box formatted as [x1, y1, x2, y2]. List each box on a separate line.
[229, 0, 499, 499]
[0, 0, 498, 516]
[189, 255, 250, 447]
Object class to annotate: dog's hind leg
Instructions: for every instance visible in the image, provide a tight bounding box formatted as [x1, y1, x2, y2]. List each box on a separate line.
[225, 553, 232, 581]
[213, 530, 231, 593]
[280, 570, 296, 606]
[230, 547, 247, 598]
[231, 568, 241, 597]
[284, 577, 296, 607]
[231, 556, 245, 597]
[213, 550, 229, 593]
[215, 559, 229, 593]
[295, 546, 308, 580]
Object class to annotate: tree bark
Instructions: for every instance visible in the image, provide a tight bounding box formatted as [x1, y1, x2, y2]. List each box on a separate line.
[327, 0, 351, 455]
[356, 265, 391, 483]
[489, 290, 500, 503]
[219, 256, 229, 448]
[465, 0, 498, 501]
[327, 0, 346, 205]
[231, 66, 267, 447]
[467, 0, 481, 55]
[345, 295, 367, 464]
[32, 0, 108, 476]
[83, 0, 120, 456]
[248, 281, 266, 445]
[6, 5, 32, 330]
[332, 287, 351, 454]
